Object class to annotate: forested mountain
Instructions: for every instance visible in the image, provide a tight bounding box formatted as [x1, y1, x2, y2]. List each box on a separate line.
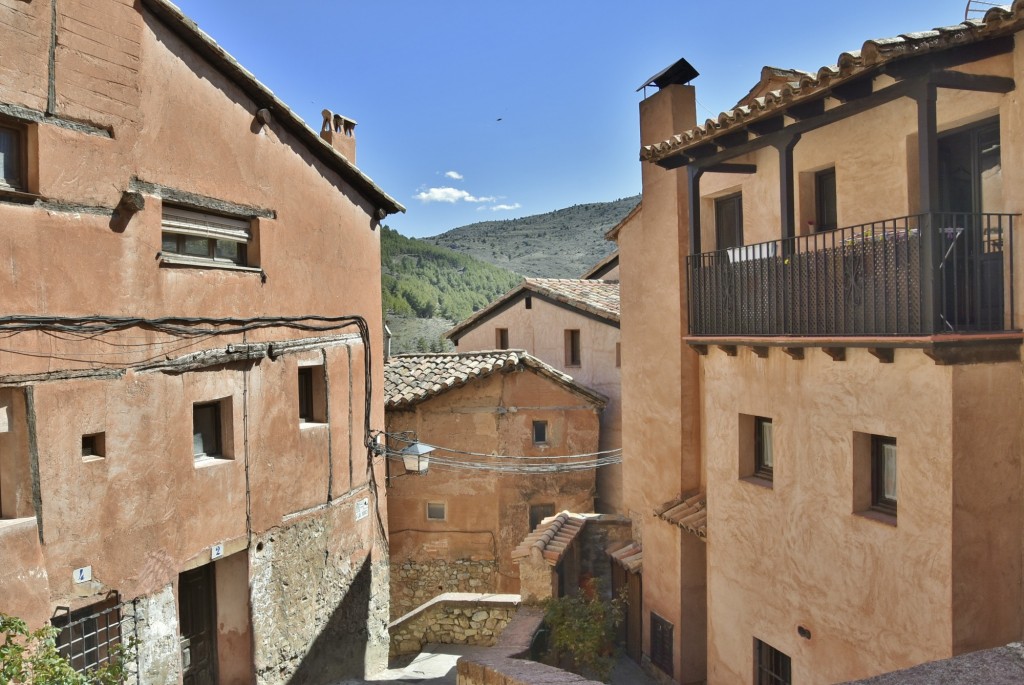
[381, 225, 520, 323]
[422, 195, 638, 277]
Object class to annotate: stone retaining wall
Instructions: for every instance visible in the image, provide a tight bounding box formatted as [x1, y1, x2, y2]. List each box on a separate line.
[456, 608, 604, 685]
[389, 593, 519, 657]
[390, 558, 497, 619]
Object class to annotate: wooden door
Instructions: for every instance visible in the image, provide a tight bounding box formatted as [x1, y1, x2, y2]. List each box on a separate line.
[179, 565, 217, 685]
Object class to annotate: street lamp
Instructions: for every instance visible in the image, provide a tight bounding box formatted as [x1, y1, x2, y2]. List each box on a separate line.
[400, 442, 434, 474]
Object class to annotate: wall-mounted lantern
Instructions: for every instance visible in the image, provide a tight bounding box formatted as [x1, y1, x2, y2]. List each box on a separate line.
[401, 442, 434, 474]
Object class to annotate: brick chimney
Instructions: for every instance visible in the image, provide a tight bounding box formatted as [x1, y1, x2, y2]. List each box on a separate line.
[319, 109, 357, 164]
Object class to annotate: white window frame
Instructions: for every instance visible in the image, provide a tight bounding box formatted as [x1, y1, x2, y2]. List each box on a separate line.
[160, 206, 257, 270]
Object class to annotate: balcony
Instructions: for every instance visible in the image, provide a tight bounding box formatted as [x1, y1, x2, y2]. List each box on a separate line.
[688, 213, 1017, 338]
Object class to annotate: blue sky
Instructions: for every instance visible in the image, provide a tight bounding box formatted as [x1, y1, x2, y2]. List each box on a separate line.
[172, 0, 976, 237]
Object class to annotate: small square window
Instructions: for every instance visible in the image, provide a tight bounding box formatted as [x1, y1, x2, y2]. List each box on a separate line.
[426, 502, 446, 521]
[564, 329, 581, 367]
[297, 364, 327, 424]
[754, 417, 773, 480]
[755, 638, 791, 685]
[872, 435, 897, 516]
[0, 124, 25, 191]
[532, 420, 548, 445]
[496, 328, 509, 350]
[81, 433, 105, 460]
[193, 401, 222, 459]
[529, 503, 555, 531]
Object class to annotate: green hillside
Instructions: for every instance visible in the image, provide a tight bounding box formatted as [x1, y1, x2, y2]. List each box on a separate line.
[422, 195, 638, 278]
[380, 225, 521, 323]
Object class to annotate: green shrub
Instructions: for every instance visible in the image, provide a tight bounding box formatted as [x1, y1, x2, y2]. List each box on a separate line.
[542, 578, 624, 682]
[0, 614, 132, 685]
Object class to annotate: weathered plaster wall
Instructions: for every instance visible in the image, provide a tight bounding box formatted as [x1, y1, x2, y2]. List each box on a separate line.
[950, 362, 1024, 654]
[130, 585, 181, 685]
[0, 1, 392, 683]
[702, 347, 960, 683]
[386, 369, 597, 614]
[621, 83, 702, 683]
[453, 297, 622, 513]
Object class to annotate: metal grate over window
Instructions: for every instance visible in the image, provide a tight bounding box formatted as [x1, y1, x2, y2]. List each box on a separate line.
[650, 612, 673, 677]
[755, 638, 792, 685]
[52, 598, 123, 674]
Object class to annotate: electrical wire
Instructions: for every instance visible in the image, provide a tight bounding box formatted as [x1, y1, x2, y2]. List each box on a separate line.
[384, 432, 622, 461]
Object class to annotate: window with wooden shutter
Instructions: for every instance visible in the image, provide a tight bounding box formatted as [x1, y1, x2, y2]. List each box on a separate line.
[161, 206, 251, 267]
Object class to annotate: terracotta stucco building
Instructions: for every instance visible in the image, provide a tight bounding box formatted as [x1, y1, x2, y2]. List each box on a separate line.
[0, 1, 401, 683]
[447, 278, 623, 513]
[619, 4, 1024, 684]
[383, 350, 604, 618]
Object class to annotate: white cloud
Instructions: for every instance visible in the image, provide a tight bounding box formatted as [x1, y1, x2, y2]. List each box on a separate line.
[491, 203, 521, 211]
[444, 171, 463, 180]
[415, 186, 494, 204]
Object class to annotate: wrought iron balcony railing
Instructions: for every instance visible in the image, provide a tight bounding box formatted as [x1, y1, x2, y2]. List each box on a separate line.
[687, 213, 1016, 337]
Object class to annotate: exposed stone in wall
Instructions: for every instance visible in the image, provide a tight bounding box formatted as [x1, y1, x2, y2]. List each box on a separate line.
[390, 558, 497, 619]
[128, 585, 181, 685]
[456, 607, 605, 685]
[388, 594, 519, 657]
[249, 505, 388, 685]
[579, 515, 632, 601]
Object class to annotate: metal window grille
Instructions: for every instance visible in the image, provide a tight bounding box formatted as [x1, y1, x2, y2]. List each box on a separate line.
[650, 612, 673, 677]
[755, 639, 792, 685]
[52, 599, 124, 674]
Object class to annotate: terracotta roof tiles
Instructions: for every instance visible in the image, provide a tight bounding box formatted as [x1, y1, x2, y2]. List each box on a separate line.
[655, 491, 707, 540]
[384, 350, 607, 410]
[446, 279, 619, 342]
[512, 511, 589, 566]
[641, 2, 1024, 164]
[607, 540, 642, 573]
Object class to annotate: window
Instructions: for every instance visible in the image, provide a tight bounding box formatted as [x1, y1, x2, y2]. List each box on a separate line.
[815, 168, 837, 231]
[496, 328, 509, 350]
[525, 296, 532, 310]
[192, 402, 222, 459]
[426, 502, 446, 521]
[529, 503, 555, 531]
[161, 206, 251, 267]
[872, 435, 897, 516]
[0, 124, 25, 191]
[650, 613, 673, 676]
[53, 598, 121, 674]
[81, 433, 105, 460]
[615, 342, 621, 368]
[715, 193, 743, 250]
[754, 417, 773, 480]
[532, 420, 548, 445]
[755, 639, 791, 685]
[297, 364, 327, 424]
[564, 329, 581, 367]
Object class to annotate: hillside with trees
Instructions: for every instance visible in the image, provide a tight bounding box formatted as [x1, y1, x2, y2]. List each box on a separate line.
[381, 226, 520, 352]
[422, 195, 638, 277]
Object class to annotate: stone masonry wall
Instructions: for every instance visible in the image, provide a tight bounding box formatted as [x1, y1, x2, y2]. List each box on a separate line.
[249, 502, 388, 685]
[389, 594, 519, 657]
[456, 607, 604, 685]
[390, 559, 498, 620]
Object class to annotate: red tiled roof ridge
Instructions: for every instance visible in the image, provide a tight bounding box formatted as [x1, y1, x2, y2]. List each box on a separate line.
[384, 350, 607, 409]
[641, 2, 1024, 163]
[655, 490, 708, 540]
[511, 511, 590, 566]
[445, 278, 620, 343]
